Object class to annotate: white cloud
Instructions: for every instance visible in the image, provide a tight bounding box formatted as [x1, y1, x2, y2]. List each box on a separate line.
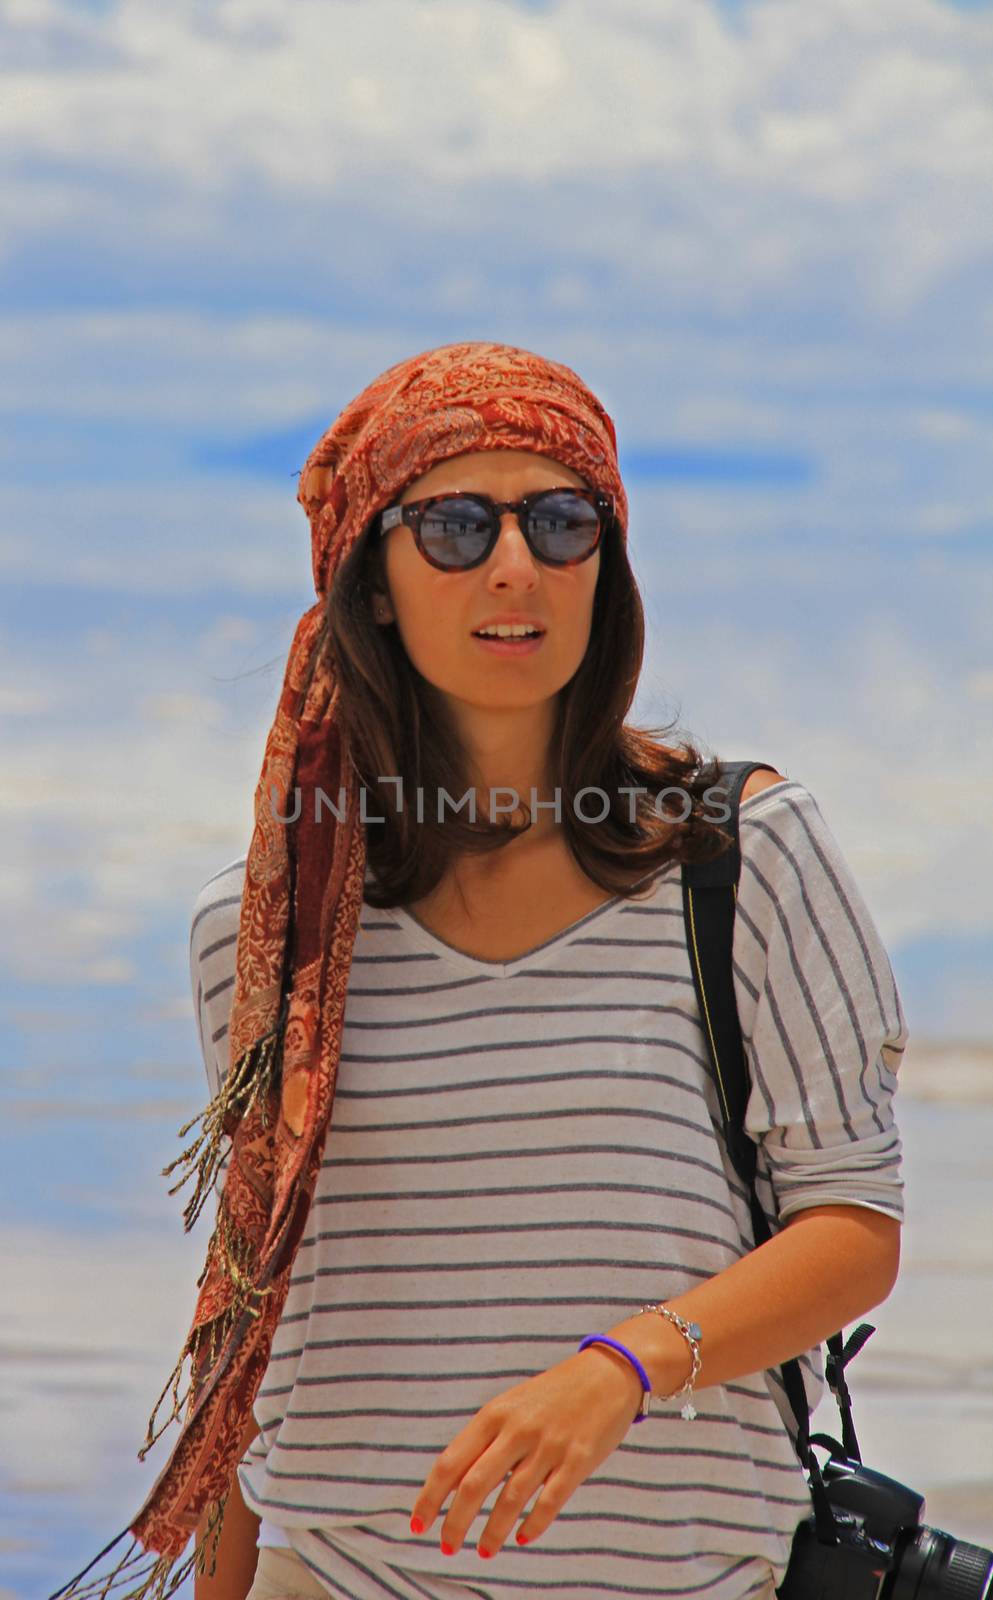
[967, 668, 993, 701]
[0, 0, 990, 1034]
[634, 601, 993, 955]
[0, 619, 271, 984]
[0, 309, 991, 615]
[0, 685, 53, 715]
[0, 0, 991, 318]
[0, 477, 313, 591]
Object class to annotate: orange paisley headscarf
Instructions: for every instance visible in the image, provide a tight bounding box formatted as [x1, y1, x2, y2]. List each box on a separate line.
[53, 340, 628, 1600]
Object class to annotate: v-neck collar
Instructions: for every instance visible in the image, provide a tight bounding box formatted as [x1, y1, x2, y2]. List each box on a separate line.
[384, 863, 672, 979]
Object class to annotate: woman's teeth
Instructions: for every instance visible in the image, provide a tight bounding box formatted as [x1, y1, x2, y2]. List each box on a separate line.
[473, 625, 542, 638]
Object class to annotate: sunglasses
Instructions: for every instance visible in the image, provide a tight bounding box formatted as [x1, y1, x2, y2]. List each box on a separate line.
[377, 487, 613, 572]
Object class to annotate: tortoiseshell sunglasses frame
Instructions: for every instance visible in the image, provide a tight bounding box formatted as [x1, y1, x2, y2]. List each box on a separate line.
[377, 488, 614, 572]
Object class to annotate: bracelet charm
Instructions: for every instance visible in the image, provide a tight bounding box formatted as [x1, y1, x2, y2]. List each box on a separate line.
[636, 1304, 703, 1420]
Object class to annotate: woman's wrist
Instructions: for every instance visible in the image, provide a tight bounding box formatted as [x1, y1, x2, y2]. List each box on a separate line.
[576, 1333, 646, 1412]
[602, 1312, 692, 1399]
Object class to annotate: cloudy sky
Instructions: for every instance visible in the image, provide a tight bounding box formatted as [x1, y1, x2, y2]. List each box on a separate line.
[3, 0, 993, 1041]
[2, 0, 993, 1587]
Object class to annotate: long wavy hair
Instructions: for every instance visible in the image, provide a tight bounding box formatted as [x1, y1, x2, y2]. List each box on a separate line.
[321, 504, 735, 908]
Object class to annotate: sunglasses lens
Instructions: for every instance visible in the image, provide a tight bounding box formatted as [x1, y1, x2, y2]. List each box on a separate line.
[418, 491, 604, 569]
[526, 491, 601, 562]
[420, 497, 493, 567]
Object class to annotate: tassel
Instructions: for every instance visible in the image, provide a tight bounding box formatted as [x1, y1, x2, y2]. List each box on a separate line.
[139, 1318, 212, 1458]
[161, 998, 288, 1234]
[139, 1203, 277, 1456]
[213, 1200, 277, 1316]
[51, 1008, 289, 1597]
[136, 1209, 275, 1465]
[47, 1501, 225, 1600]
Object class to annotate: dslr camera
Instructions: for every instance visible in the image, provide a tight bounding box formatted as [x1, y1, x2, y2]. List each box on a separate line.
[778, 1450, 993, 1600]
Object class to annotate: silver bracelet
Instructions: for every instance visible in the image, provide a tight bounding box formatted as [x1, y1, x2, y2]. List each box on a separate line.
[635, 1304, 703, 1421]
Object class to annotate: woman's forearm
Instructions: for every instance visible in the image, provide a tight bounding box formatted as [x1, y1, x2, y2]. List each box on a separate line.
[193, 1416, 262, 1600]
[595, 1201, 901, 1405]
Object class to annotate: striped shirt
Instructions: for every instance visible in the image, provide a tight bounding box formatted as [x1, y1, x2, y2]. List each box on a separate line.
[189, 777, 908, 1600]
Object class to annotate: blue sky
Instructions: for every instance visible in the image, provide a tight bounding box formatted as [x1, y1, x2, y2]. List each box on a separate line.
[3, 0, 992, 1043]
[2, 0, 993, 1588]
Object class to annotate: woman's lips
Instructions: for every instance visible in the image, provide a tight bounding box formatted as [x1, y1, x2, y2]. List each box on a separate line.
[471, 633, 545, 656]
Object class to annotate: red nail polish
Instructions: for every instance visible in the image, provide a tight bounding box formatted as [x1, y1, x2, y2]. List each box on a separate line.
[410, 1516, 424, 1534]
[516, 1532, 529, 1545]
[441, 1541, 454, 1556]
[478, 1548, 492, 1559]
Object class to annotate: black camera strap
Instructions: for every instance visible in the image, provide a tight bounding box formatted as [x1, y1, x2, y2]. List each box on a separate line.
[680, 759, 870, 1544]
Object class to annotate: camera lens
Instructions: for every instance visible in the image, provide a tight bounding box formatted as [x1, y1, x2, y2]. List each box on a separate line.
[890, 1524, 993, 1600]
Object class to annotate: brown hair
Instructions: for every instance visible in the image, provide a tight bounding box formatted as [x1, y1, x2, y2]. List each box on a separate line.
[322, 510, 734, 908]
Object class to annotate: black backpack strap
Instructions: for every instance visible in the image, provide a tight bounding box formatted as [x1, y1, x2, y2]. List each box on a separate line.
[681, 760, 777, 1187]
[681, 760, 841, 1540]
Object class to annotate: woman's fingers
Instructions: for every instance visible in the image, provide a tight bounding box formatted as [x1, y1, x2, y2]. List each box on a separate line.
[476, 1444, 593, 1557]
[411, 1349, 640, 1559]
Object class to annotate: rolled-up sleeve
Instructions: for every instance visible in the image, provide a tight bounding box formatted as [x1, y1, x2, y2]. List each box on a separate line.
[732, 780, 908, 1224]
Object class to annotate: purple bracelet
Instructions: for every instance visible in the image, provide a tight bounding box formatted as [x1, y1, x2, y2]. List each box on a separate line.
[577, 1334, 651, 1424]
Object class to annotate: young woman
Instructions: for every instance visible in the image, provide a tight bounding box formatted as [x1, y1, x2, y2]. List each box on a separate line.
[62, 342, 906, 1600]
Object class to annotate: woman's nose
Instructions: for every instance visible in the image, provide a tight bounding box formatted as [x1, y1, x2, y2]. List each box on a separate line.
[487, 515, 540, 575]
[496, 511, 533, 551]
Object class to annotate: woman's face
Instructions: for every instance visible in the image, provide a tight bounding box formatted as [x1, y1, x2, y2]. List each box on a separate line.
[372, 448, 602, 719]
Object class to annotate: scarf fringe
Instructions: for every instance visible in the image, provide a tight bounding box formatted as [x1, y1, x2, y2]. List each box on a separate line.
[139, 1207, 277, 1457]
[138, 1319, 209, 1459]
[47, 1500, 226, 1600]
[51, 1008, 287, 1594]
[161, 999, 288, 1235]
